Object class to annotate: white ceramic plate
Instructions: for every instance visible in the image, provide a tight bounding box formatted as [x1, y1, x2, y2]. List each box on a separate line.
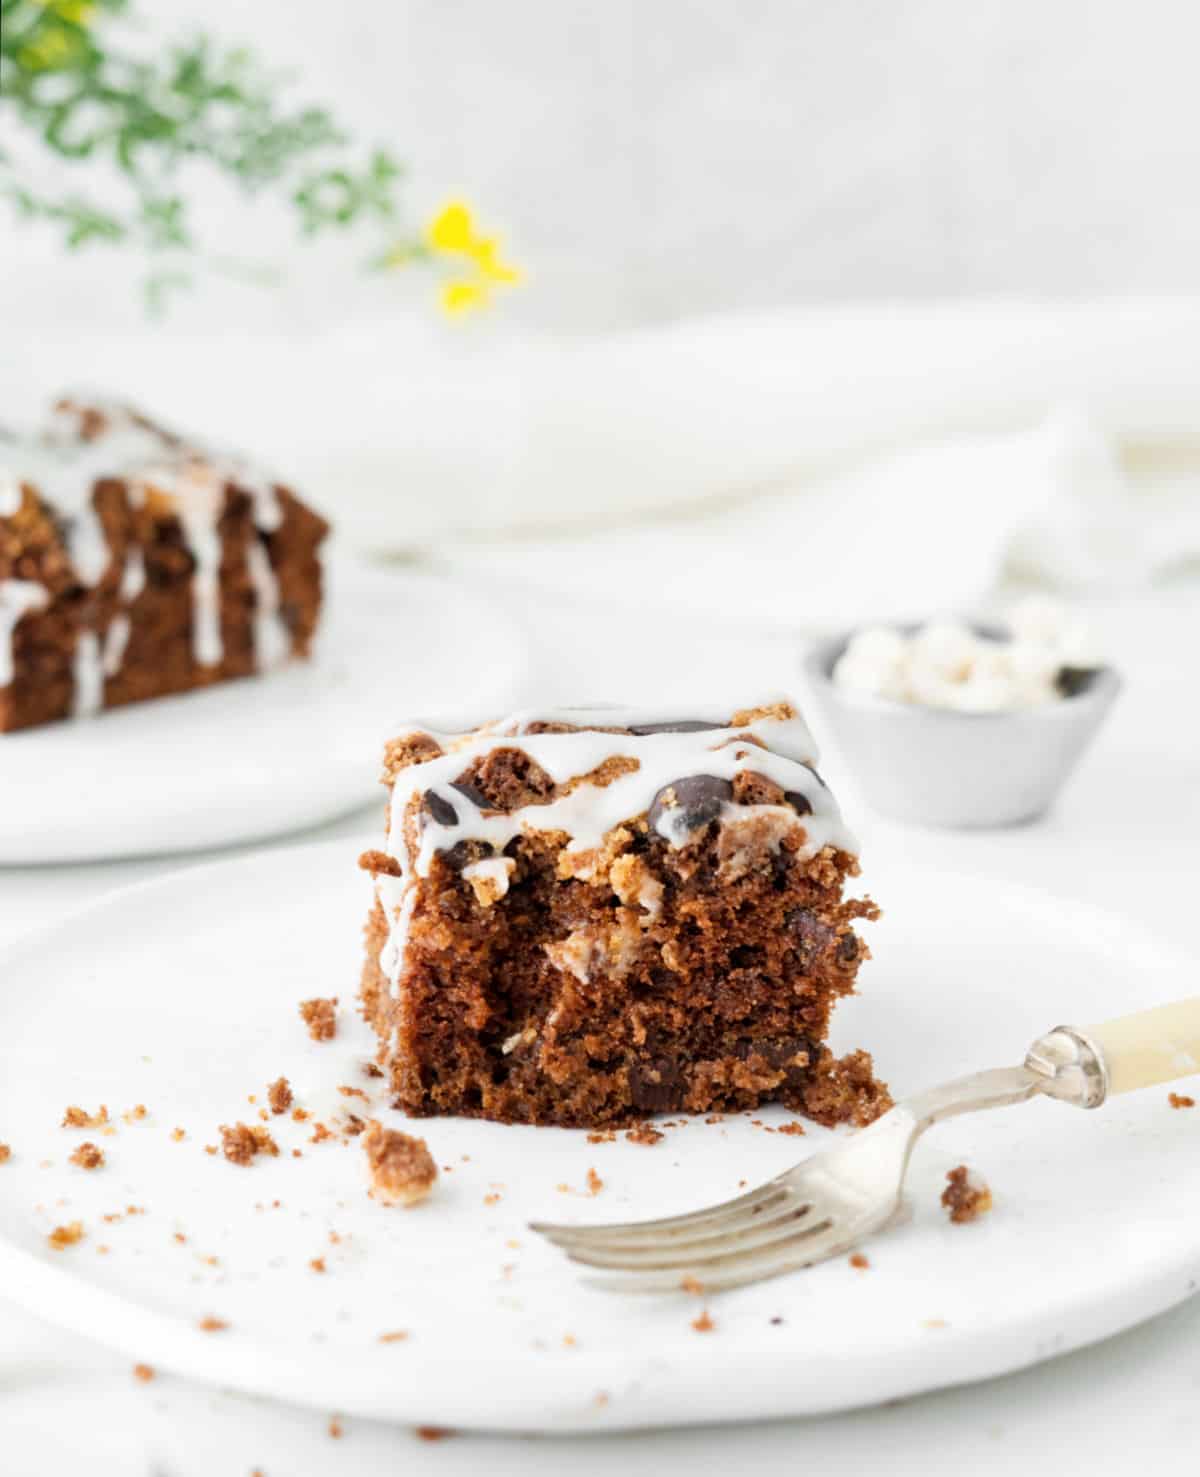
[0, 560, 528, 864]
[0, 844, 1195, 1433]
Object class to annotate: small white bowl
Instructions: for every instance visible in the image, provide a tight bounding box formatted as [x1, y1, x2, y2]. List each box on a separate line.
[802, 629, 1122, 828]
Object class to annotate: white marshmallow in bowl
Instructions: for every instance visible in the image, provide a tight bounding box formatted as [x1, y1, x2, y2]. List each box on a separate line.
[831, 600, 1100, 713]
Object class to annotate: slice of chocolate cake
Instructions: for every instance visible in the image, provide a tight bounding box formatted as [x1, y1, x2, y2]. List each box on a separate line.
[0, 397, 328, 734]
[358, 701, 890, 1129]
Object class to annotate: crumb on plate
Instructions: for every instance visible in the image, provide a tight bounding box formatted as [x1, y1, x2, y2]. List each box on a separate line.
[942, 1165, 993, 1224]
[300, 997, 338, 1042]
[220, 1123, 279, 1165]
[362, 1120, 437, 1207]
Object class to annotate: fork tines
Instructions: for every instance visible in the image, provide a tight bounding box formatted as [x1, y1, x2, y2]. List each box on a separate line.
[530, 1177, 857, 1293]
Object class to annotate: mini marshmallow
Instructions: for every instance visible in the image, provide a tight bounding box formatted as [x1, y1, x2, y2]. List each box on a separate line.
[832, 602, 1100, 713]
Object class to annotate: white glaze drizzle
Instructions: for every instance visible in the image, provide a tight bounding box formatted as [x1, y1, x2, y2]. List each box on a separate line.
[245, 536, 289, 671]
[372, 701, 854, 1002]
[0, 472, 22, 518]
[0, 402, 289, 711]
[71, 631, 103, 718]
[0, 580, 49, 688]
[102, 615, 131, 678]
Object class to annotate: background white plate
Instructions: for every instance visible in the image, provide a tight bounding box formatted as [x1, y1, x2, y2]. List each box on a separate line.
[0, 560, 528, 865]
[0, 843, 1195, 1433]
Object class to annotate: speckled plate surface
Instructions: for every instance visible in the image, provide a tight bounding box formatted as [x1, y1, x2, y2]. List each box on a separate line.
[0, 560, 528, 864]
[0, 843, 1195, 1432]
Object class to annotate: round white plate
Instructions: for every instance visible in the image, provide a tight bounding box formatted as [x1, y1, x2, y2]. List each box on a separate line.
[0, 844, 1195, 1432]
[0, 560, 528, 864]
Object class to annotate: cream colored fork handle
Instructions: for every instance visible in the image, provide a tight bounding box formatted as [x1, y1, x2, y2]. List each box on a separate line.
[1082, 997, 1200, 1095]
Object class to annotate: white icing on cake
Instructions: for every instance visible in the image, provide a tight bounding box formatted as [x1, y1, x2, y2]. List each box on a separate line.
[245, 536, 289, 671]
[71, 631, 103, 718]
[371, 701, 853, 1004]
[102, 614, 131, 677]
[0, 473, 24, 518]
[0, 400, 293, 705]
[0, 580, 49, 687]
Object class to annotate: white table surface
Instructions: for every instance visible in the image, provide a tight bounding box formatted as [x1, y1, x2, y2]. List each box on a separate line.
[2, 572, 1197, 1476]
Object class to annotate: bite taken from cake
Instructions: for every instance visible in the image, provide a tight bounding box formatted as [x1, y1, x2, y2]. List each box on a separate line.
[358, 700, 890, 1130]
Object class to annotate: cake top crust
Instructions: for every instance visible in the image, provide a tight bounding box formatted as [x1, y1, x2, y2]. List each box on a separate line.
[377, 699, 855, 881]
[0, 397, 286, 558]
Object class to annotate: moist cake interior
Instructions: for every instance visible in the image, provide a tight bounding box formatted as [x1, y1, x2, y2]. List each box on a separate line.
[360, 703, 890, 1130]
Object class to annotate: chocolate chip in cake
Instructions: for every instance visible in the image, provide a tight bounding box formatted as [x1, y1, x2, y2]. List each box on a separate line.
[627, 719, 724, 736]
[784, 907, 835, 968]
[733, 1036, 816, 1087]
[648, 775, 733, 836]
[628, 1057, 684, 1113]
[784, 790, 813, 816]
[422, 790, 459, 827]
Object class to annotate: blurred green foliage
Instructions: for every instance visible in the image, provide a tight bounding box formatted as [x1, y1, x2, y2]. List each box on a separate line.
[0, 0, 408, 303]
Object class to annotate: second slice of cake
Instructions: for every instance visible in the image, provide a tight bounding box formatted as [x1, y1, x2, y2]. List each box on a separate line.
[359, 701, 890, 1128]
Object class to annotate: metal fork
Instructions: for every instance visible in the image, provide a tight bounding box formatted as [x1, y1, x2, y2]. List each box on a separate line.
[531, 998, 1200, 1293]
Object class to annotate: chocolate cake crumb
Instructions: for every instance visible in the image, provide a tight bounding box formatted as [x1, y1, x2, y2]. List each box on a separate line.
[942, 1165, 993, 1224]
[69, 1142, 105, 1170]
[1169, 1092, 1195, 1109]
[691, 1310, 715, 1332]
[777, 1121, 807, 1136]
[267, 1078, 293, 1115]
[62, 1105, 108, 1129]
[48, 1221, 85, 1250]
[198, 1316, 228, 1332]
[362, 1121, 437, 1206]
[625, 1124, 664, 1146]
[0, 1143, 10, 1164]
[170, 1127, 186, 1142]
[586, 1167, 604, 1195]
[300, 997, 338, 1042]
[359, 848, 402, 877]
[310, 1257, 327, 1273]
[123, 1104, 148, 1123]
[379, 1330, 409, 1343]
[132, 1363, 155, 1382]
[587, 1129, 617, 1144]
[329, 1417, 344, 1439]
[220, 1123, 279, 1165]
[415, 1426, 453, 1442]
[849, 1252, 870, 1269]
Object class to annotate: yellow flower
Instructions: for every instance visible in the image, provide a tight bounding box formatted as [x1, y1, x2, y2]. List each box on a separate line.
[422, 200, 523, 315]
[441, 279, 489, 316]
[426, 201, 475, 254]
[467, 236, 521, 285]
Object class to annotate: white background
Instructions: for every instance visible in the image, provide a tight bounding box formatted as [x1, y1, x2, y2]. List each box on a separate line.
[4, 0, 1200, 338]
